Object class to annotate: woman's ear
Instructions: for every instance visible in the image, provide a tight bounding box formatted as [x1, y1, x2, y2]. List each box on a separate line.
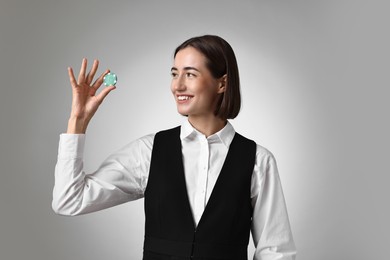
[217, 74, 227, 94]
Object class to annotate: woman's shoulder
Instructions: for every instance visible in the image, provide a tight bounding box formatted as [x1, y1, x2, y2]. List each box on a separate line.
[254, 143, 274, 158]
[123, 125, 182, 150]
[234, 132, 276, 165]
[235, 132, 274, 157]
[115, 133, 155, 155]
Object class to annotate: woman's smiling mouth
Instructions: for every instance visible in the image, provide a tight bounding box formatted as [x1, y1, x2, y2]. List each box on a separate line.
[177, 95, 193, 101]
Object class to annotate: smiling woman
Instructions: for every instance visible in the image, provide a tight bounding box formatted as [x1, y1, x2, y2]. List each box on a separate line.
[173, 36, 241, 120]
[52, 35, 297, 260]
[171, 47, 226, 129]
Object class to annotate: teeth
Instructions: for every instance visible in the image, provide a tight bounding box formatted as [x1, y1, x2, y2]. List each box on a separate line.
[178, 96, 192, 101]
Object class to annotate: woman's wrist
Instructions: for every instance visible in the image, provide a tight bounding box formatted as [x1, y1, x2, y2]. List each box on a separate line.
[67, 116, 89, 134]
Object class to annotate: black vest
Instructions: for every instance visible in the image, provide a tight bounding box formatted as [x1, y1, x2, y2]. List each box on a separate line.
[143, 126, 256, 260]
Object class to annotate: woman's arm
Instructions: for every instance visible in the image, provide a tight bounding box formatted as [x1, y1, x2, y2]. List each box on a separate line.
[52, 133, 154, 216]
[251, 146, 297, 260]
[52, 58, 152, 216]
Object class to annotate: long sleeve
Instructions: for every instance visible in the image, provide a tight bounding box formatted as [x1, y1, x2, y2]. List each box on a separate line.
[52, 133, 154, 216]
[251, 146, 297, 260]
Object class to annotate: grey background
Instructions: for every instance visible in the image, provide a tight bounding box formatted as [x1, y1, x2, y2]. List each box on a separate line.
[0, 0, 389, 259]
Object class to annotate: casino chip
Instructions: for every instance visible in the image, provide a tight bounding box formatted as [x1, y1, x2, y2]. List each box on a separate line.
[103, 72, 117, 86]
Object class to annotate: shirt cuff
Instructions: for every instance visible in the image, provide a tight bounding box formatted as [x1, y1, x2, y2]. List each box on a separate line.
[58, 133, 86, 160]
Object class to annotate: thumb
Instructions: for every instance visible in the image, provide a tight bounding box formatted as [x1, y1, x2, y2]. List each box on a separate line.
[96, 86, 116, 103]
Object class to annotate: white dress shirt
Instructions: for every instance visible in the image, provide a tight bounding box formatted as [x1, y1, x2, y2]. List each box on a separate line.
[52, 120, 297, 260]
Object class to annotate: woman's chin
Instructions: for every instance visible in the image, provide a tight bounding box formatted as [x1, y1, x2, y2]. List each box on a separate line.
[177, 111, 189, 117]
[177, 108, 190, 117]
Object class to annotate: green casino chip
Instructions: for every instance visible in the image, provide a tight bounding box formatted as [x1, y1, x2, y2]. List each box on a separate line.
[103, 72, 117, 86]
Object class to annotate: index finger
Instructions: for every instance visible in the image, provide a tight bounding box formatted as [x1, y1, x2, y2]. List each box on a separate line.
[91, 69, 110, 91]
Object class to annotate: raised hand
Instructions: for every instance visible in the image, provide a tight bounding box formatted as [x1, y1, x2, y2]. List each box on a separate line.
[67, 58, 116, 134]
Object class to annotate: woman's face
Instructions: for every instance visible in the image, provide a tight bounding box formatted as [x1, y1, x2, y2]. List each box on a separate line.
[171, 47, 225, 119]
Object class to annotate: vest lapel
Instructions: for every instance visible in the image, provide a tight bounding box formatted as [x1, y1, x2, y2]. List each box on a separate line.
[172, 127, 197, 230]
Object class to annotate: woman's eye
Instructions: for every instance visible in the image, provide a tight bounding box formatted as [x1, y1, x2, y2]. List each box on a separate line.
[170, 72, 195, 78]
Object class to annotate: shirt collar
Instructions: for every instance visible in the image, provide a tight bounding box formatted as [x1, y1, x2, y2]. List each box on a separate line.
[180, 119, 236, 148]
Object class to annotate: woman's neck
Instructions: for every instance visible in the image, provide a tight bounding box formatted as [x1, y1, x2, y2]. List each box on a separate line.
[188, 115, 227, 137]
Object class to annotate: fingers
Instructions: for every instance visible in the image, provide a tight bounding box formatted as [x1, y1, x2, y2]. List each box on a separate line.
[85, 59, 99, 85]
[68, 58, 111, 92]
[91, 69, 110, 91]
[77, 58, 87, 84]
[68, 67, 77, 88]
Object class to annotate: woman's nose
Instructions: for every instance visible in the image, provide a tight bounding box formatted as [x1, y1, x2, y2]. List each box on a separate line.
[173, 75, 186, 91]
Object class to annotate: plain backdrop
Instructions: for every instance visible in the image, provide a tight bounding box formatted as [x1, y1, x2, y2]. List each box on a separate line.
[0, 1, 389, 259]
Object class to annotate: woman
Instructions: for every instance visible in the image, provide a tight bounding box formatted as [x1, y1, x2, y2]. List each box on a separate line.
[52, 35, 297, 260]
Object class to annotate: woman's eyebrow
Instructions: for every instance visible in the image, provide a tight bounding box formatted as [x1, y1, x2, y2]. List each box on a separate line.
[171, 66, 200, 72]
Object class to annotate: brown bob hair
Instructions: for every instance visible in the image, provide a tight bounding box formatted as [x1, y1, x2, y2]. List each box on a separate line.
[174, 35, 241, 120]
